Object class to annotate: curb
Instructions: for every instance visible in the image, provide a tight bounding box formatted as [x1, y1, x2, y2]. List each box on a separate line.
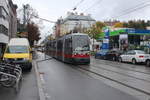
[33, 60, 46, 100]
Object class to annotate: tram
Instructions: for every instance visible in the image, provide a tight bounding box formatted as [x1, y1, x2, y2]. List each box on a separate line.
[45, 33, 90, 64]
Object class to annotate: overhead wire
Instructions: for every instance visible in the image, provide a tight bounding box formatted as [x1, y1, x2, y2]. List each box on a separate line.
[118, 0, 150, 14]
[73, 0, 85, 10]
[83, 0, 103, 13]
[32, 15, 56, 23]
[111, 0, 150, 19]
[72, 0, 103, 20]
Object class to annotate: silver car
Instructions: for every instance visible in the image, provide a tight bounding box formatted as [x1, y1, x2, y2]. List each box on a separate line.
[118, 50, 150, 64]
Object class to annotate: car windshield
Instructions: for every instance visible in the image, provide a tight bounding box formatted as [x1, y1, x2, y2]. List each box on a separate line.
[136, 50, 146, 54]
[6, 46, 28, 53]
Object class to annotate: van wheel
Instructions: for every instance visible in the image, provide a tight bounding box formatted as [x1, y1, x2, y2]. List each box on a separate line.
[28, 63, 32, 71]
[132, 59, 136, 65]
[146, 60, 150, 67]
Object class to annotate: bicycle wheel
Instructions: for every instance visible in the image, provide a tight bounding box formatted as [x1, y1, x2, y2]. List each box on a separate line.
[1, 75, 16, 87]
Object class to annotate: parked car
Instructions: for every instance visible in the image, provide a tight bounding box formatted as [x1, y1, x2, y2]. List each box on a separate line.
[95, 49, 109, 59]
[118, 50, 150, 64]
[104, 50, 123, 61]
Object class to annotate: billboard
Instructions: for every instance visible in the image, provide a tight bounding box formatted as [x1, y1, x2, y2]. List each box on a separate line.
[119, 34, 128, 51]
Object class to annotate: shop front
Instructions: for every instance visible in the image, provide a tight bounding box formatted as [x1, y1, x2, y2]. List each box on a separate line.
[100, 28, 150, 52]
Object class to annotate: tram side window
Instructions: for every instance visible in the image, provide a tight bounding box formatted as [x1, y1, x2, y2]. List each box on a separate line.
[52, 42, 56, 53]
[57, 40, 63, 53]
[65, 38, 72, 54]
[54, 42, 56, 49]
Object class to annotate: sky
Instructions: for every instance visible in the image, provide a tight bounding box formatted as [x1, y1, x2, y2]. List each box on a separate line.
[13, 0, 150, 40]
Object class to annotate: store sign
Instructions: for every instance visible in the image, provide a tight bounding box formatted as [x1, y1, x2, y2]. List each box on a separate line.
[119, 34, 128, 39]
[127, 29, 135, 33]
[103, 39, 109, 43]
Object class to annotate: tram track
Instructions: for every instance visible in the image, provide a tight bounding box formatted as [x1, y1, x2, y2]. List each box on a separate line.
[88, 64, 150, 83]
[93, 59, 150, 75]
[75, 64, 150, 96]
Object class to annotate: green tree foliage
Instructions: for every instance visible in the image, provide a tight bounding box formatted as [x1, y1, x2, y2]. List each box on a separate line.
[123, 20, 150, 29]
[87, 21, 105, 39]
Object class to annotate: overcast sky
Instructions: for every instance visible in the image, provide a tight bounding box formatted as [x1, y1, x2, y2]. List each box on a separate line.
[13, 0, 150, 40]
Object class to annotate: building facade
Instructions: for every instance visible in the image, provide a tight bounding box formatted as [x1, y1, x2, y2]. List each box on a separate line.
[54, 12, 96, 38]
[0, 0, 17, 59]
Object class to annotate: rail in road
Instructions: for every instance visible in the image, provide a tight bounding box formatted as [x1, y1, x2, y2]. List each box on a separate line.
[75, 60, 150, 96]
[93, 59, 150, 74]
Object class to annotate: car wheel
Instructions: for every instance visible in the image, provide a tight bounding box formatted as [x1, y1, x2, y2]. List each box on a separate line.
[132, 59, 136, 65]
[103, 56, 106, 60]
[118, 57, 122, 62]
[146, 60, 150, 67]
[112, 57, 116, 61]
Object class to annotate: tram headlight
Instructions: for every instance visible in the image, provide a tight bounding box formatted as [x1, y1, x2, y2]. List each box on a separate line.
[73, 52, 78, 55]
[76, 53, 79, 55]
[86, 52, 90, 55]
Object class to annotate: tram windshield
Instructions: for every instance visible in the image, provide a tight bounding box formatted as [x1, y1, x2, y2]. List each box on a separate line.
[73, 35, 90, 51]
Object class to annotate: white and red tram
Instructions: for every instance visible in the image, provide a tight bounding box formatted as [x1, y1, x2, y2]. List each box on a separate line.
[45, 33, 90, 64]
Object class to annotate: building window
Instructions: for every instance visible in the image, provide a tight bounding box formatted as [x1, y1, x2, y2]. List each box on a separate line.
[0, 25, 8, 36]
[0, 6, 8, 20]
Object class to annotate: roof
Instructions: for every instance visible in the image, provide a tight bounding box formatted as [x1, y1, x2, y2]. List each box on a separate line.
[8, 38, 30, 46]
[63, 15, 95, 23]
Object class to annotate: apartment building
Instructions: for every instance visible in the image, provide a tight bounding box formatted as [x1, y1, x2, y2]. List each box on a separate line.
[0, 0, 17, 59]
[54, 12, 96, 37]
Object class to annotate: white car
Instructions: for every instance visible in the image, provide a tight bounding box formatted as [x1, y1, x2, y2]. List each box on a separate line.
[119, 50, 150, 64]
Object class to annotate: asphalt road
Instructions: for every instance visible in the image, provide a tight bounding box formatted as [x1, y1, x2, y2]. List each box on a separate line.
[37, 52, 140, 100]
[0, 62, 39, 100]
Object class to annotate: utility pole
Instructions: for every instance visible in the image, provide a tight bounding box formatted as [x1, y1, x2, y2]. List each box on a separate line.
[23, 5, 27, 27]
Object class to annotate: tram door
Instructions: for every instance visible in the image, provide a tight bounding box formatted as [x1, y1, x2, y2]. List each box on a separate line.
[64, 37, 72, 62]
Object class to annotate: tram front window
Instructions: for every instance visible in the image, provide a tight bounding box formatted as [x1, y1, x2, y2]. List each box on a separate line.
[73, 35, 90, 51]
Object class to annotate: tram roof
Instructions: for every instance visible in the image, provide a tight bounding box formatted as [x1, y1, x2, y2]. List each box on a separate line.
[54, 33, 89, 41]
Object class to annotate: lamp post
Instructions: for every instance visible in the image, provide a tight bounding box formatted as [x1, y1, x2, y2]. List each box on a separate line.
[92, 25, 96, 52]
[93, 32, 95, 52]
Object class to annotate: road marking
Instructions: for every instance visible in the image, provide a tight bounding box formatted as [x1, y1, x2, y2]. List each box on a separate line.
[39, 73, 46, 85]
[45, 93, 51, 100]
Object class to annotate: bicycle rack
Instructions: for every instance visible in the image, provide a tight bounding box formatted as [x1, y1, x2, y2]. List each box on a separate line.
[0, 62, 22, 93]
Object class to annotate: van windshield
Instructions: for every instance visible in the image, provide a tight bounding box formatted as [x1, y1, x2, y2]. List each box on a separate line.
[6, 46, 28, 53]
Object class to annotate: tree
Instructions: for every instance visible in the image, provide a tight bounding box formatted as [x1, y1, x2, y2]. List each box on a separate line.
[123, 20, 147, 29]
[114, 22, 124, 28]
[27, 22, 41, 46]
[17, 4, 42, 46]
[147, 20, 150, 26]
[87, 21, 105, 39]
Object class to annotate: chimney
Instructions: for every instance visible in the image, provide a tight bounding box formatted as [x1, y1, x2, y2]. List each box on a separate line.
[80, 13, 84, 16]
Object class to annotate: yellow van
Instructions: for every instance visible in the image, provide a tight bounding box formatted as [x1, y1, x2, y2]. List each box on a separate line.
[3, 38, 32, 71]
